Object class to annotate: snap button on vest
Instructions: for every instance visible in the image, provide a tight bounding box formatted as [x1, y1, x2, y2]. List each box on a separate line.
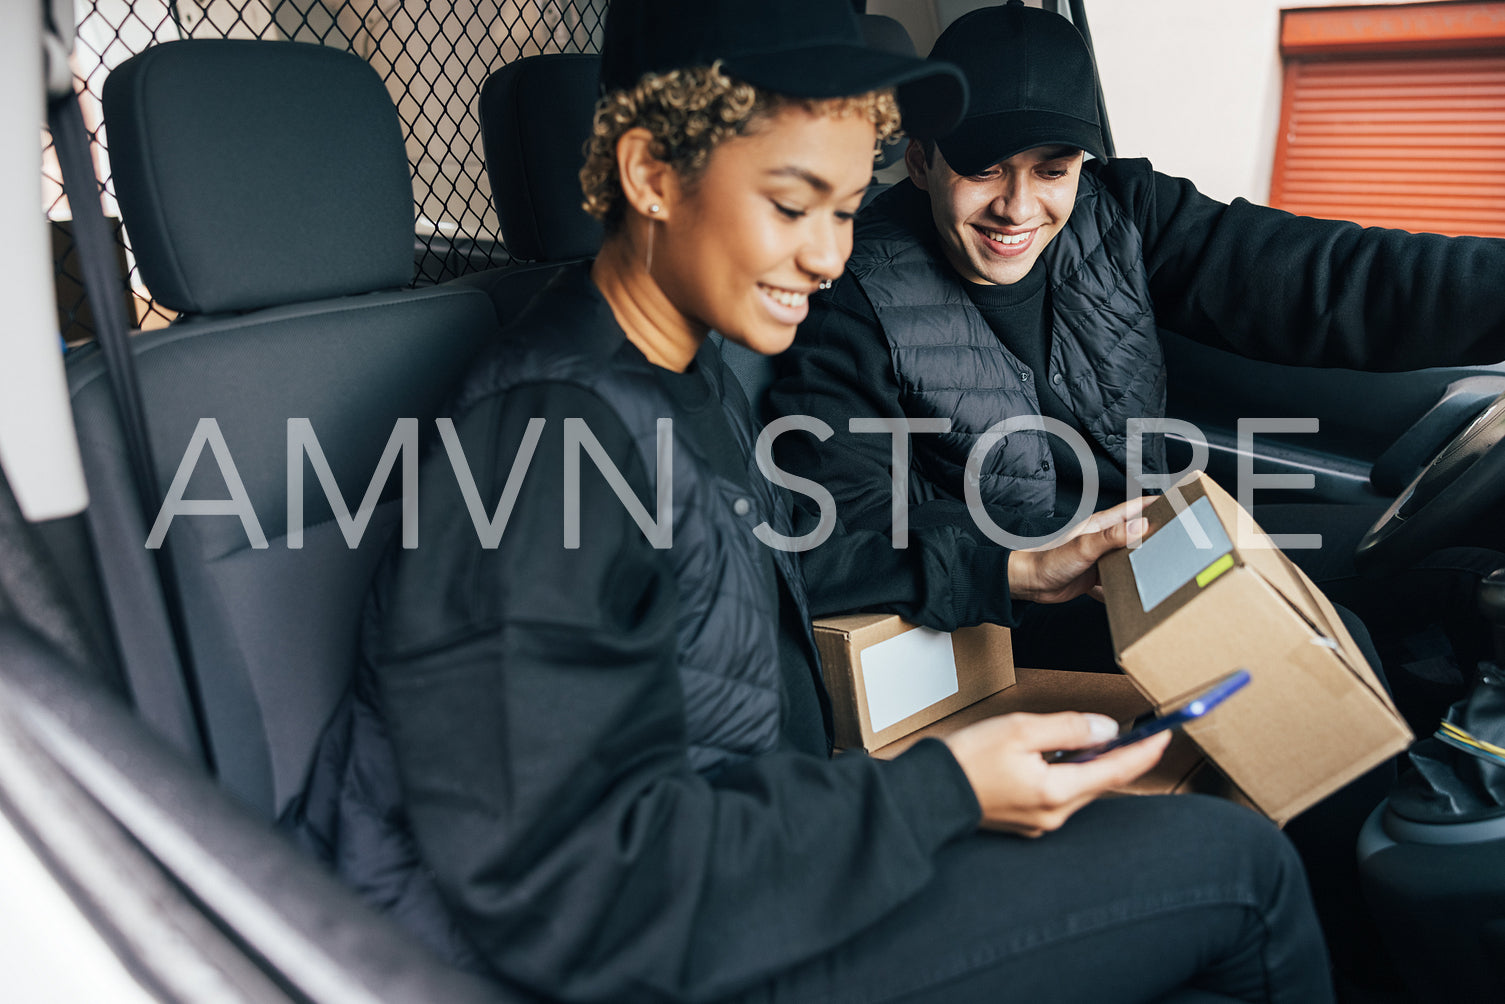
[733, 497, 752, 516]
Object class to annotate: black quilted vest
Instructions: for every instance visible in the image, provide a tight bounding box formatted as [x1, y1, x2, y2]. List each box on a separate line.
[848, 175, 1167, 514]
[290, 269, 822, 972]
[455, 277, 815, 772]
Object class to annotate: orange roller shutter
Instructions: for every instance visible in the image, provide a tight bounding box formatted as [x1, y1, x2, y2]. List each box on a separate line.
[1271, 3, 1505, 238]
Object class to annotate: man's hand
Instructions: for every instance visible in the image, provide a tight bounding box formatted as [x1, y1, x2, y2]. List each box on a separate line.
[1006, 497, 1150, 604]
[943, 711, 1172, 837]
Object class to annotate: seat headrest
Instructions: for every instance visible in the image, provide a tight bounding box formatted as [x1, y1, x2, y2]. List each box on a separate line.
[479, 53, 604, 263]
[859, 14, 919, 170]
[102, 40, 414, 315]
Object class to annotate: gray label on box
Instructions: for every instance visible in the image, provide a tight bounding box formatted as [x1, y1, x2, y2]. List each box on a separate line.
[1129, 495, 1233, 612]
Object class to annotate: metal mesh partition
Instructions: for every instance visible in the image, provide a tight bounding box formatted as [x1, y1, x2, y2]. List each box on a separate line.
[46, 0, 606, 344]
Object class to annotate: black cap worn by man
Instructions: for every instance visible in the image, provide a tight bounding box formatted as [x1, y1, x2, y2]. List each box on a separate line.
[598, 0, 969, 135]
[926, 0, 1105, 174]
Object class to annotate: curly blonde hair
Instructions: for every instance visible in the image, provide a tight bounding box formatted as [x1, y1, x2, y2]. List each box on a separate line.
[581, 63, 902, 230]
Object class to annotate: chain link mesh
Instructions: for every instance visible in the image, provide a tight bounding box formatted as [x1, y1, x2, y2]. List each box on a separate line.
[46, 0, 607, 344]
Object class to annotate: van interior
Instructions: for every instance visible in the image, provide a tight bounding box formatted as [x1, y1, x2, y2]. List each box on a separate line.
[3, 1, 1505, 1001]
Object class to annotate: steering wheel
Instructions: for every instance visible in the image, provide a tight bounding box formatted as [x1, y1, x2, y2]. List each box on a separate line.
[1355, 390, 1505, 573]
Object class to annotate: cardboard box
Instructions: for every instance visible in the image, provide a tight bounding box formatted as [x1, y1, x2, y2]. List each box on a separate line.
[871, 667, 1237, 802]
[814, 614, 1014, 752]
[1098, 472, 1412, 825]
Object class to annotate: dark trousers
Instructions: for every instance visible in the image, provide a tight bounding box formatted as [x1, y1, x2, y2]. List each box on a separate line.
[734, 794, 1332, 1004]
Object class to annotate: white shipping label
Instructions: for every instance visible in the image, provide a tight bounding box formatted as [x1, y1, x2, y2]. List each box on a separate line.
[860, 627, 960, 732]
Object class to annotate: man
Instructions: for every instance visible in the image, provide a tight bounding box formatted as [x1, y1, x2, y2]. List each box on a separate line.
[769, 1, 1505, 637]
[769, 5, 1505, 990]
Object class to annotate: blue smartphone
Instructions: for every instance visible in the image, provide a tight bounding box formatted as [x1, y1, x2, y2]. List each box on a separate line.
[1045, 668, 1251, 764]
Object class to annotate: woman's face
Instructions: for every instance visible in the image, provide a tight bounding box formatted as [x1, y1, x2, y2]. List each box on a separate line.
[652, 106, 877, 356]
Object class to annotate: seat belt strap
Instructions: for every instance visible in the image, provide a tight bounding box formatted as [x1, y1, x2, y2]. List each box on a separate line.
[47, 84, 211, 767]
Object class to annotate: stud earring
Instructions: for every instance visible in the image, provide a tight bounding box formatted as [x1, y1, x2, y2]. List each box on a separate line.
[649, 203, 661, 214]
[818, 279, 833, 291]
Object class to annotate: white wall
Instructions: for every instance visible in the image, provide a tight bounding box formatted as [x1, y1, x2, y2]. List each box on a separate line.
[1087, 0, 1430, 205]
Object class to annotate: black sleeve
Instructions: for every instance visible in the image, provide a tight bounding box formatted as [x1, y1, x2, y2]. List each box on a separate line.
[368, 381, 981, 1003]
[768, 277, 1066, 567]
[767, 277, 915, 533]
[791, 484, 1019, 630]
[1094, 158, 1505, 370]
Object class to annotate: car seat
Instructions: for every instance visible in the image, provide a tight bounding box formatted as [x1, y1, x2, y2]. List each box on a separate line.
[68, 38, 499, 820]
[459, 52, 604, 322]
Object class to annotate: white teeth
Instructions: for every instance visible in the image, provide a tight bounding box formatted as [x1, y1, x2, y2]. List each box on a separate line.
[760, 285, 808, 308]
[985, 230, 1030, 246]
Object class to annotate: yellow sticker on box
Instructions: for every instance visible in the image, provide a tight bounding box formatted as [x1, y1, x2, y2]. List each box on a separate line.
[1195, 553, 1235, 589]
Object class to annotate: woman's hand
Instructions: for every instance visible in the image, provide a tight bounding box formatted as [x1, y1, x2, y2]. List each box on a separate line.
[943, 711, 1171, 837]
[1006, 497, 1150, 605]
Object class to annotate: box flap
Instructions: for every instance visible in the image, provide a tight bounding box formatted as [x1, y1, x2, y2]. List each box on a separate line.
[1196, 475, 1400, 717]
[817, 612, 914, 642]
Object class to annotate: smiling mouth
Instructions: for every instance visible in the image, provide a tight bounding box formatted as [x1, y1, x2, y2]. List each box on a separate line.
[758, 283, 810, 308]
[980, 228, 1032, 246]
[975, 226, 1038, 257]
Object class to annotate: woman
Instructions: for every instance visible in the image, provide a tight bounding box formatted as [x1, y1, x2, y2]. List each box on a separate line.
[305, 1, 1335, 1001]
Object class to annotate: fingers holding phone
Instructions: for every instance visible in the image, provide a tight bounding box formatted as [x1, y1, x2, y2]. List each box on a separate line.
[1046, 669, 1251, 764]
[942, 711, 1173, 838]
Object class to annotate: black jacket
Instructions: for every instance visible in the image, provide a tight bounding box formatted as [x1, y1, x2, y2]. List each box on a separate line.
[769, 159, 1505, 536]
[297, 265, 1026, 1003]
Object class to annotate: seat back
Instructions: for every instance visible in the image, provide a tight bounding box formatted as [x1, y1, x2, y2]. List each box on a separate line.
[458, 52, 604, 321]
[71, 39, 498, 819]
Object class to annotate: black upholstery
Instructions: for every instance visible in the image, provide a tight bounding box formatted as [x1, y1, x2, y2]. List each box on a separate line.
[457, 53, 604, 323]
[480, 52, 603, 263]
[73, 39, 498, 818]
[102, 40, 414, 314]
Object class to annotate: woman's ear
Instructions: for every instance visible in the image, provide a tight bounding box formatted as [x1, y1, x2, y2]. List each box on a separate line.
[616, 127, 677, 221]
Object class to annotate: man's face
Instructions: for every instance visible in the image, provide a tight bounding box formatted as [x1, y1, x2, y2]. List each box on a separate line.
[906, 142, 1084, 286]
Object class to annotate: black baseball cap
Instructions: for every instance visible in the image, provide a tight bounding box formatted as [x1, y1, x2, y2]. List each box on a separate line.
[599, 0, 968, 136]
[926, 2, 1105, 176]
